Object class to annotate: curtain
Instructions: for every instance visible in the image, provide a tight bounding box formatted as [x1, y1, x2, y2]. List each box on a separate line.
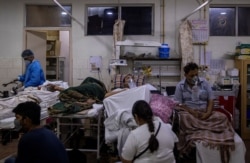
[179, 20, 194, 78]
[113, 19, 126, 59]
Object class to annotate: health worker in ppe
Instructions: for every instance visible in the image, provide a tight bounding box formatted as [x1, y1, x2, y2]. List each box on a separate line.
[16, 49, 45, 89]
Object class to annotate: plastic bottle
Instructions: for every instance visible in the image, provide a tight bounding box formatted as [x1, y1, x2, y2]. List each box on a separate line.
[191, 81, 199, 101]
[128, 77, 136, 88]
[159, 44, 170, 58]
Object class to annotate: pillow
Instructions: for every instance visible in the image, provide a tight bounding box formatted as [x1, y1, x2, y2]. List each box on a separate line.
[133, 75, 145, 87]
[112, 74, 145, 89]
[113, 74, 125, 89]
[149, 94, 177, 123]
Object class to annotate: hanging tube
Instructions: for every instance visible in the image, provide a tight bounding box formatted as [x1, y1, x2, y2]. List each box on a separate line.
[181, 0, 212, 21]
[160, 0, 165, 43]
[53, 0, 85, 30]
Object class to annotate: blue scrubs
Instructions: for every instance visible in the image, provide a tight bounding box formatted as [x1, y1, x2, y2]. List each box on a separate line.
[18, 60, 45, 87]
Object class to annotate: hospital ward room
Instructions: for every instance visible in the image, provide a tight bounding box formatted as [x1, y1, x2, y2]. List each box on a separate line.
[0, 0, 250, 163]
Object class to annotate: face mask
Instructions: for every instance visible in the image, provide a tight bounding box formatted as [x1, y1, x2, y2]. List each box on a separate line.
[14, 119, 22, 131]
[24, 60, 31, 66]
[188, 76, 198, 85]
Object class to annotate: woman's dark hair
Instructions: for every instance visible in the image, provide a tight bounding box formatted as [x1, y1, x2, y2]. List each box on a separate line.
[132, 100, 159, 152]
[12, 101, 41, 125]
[183, 62, 199, 74]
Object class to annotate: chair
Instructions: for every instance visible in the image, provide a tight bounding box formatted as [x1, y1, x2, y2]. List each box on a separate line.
[165, 86, 176, 96]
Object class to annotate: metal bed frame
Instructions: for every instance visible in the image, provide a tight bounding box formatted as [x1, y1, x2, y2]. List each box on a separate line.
[51, 108, 104, 160]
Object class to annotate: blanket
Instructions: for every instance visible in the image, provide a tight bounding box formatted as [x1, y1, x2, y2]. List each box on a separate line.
[49, 77, 107, 115]
[0, 90, 59, 120]
[149, 94, 177, 123]
[177, 111, 235, 163]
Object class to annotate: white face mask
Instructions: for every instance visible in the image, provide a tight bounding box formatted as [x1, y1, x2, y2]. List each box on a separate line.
[14, 119, 22, 131]
[192, 76, 198, 84]
[24, 60, 31, 66]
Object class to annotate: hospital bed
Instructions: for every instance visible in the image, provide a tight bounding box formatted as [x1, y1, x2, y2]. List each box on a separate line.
[0, 81, 67, 144]
[51, 104, 104, 160]
[45, 83, 156, 159]
[103, 83, 246, 163]
[103, 84, 160, 155]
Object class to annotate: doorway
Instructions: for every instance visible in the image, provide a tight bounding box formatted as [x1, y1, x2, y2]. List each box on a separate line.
[25, 29, 71, 85]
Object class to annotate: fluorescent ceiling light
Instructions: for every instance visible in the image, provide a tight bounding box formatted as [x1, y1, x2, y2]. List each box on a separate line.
[107, 12, 113, 15]
[61, 11, 67, 15]
[220, 12, 226, 15]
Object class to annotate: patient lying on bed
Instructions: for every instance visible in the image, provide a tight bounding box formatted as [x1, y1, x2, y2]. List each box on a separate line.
[48, 76, 134, 115]
[48, 77, 107, 115]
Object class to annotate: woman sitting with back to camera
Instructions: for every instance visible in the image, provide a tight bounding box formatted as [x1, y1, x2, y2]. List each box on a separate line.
[121, 100, 178, 163]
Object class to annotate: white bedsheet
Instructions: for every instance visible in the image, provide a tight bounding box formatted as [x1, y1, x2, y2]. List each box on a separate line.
[103, 84, 156, 117]
[0, 88, 60, 129]
[0, 108, 49, 129]
[0, 117, 15, 129]
[103, 84, 157, 144]
[75, 104, 104, 117]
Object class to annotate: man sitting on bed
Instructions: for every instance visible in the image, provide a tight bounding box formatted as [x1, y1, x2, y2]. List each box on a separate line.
[174, 62, 236, 162]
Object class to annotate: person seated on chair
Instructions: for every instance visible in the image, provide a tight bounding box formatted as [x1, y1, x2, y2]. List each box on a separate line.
[121, 100, 178, 163]
[4, 101, 69, 163]
[173, 62, 235, 162]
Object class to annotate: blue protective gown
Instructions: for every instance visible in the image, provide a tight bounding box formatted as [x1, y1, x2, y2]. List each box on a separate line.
[19, 60, 45, 87]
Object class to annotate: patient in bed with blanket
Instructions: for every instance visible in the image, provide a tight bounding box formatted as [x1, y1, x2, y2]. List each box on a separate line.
[48, 77, 108, 115]
[48, 76, 133, 115]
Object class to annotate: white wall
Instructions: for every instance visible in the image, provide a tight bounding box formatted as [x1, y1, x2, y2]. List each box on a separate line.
[0, 0, 249, 90]
[59, 31, 70, 83]
[0, 1, 23, 91]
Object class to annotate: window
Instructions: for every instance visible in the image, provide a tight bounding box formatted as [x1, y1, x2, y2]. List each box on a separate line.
[87, 6, 118, 35]
[87, 5, 153, 35]
[122, 6, 152, 35]
[238, 7, 250, 36]
[209, 6, 250, 36]
[26, 5, 72, 27]
[209, 7, 235, 36]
